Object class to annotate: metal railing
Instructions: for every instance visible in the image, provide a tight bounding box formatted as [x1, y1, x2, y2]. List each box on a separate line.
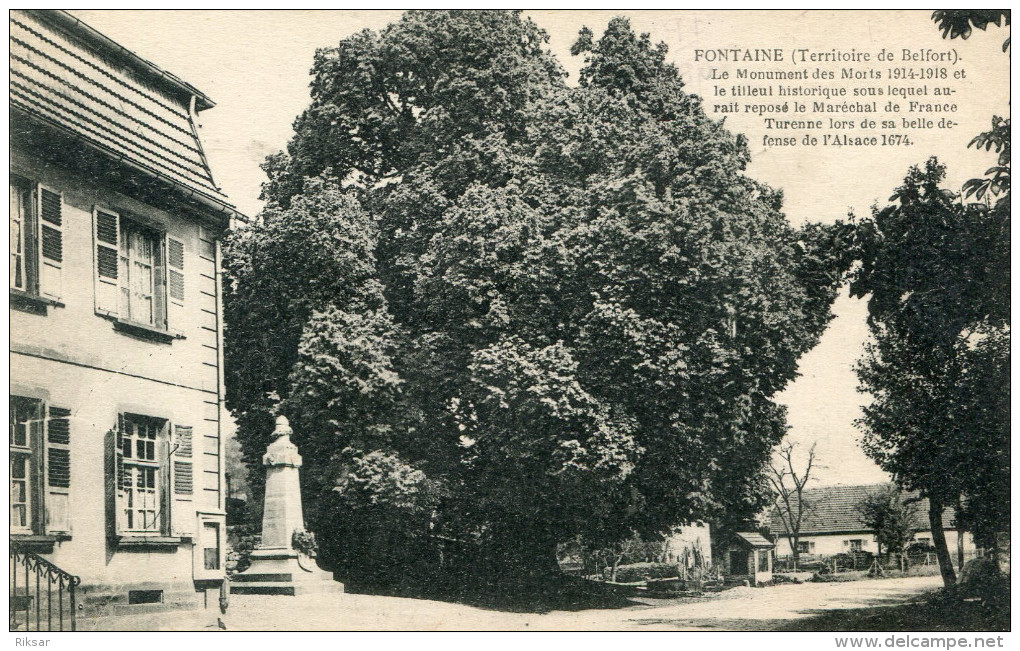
[10, 541, 80, 631]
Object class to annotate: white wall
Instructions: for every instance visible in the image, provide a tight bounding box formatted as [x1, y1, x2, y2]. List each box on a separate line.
[777, 530, 977, 558]
[663, 523, 712, 567]
[11, 145, 226, 597]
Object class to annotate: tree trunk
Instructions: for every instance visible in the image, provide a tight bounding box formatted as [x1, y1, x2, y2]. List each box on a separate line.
[956, 525, 965, 570]
[611, 554, 622, 583]
[929, 497, 958, 589]
[791, 538, 800, 571]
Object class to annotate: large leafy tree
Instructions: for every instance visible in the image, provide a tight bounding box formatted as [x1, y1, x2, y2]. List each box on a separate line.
[847, 15, 1009, 589]
[850, 160, 1009, 588]
[224, 12, 844, 584]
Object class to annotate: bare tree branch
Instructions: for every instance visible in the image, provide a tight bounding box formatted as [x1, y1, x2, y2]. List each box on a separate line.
[769, 441, 820, 571]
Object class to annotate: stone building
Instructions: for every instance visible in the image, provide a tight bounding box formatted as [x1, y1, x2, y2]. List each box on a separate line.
[10, 9, 241, 618]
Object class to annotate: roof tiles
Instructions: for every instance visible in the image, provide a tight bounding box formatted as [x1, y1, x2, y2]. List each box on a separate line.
[10, 10, 226, 202]
[769, 483, 957, 536]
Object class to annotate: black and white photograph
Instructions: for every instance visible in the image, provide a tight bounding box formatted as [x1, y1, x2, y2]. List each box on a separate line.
[7, 8, 1010, 637]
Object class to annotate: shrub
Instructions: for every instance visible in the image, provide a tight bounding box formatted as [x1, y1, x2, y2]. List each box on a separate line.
[605, 562, 680, 583]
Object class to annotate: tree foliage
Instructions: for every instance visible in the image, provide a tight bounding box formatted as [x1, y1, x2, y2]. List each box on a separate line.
[846, 15, 1010, 585]
[855, 485, 918, 559]
[849, 159, 1009, 584]
[224, 12, 845, 585]
[931, 10, 1009, 50]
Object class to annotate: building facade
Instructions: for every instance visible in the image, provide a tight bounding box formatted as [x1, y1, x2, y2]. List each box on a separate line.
[769, 483, 976, 563]
[10, 10, 240, 616]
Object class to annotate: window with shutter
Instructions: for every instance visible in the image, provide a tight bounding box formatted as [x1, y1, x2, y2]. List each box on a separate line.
[112, 413, 180, 537]
[8, 396, 64, 537]
[10, 176, 62, 304]
[95, 209, 181, 341]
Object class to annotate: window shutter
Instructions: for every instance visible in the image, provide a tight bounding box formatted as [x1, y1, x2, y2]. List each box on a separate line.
[45, 406, 71, 535]
[114, 414, 126, 535]
[93, 208, 120, 316]
[167, 236, 186, 328]
[171, 424, 195, 538]
[105, 420, 124, 537]
[37, 186, 63, 300]
[159, 434, 172, 535]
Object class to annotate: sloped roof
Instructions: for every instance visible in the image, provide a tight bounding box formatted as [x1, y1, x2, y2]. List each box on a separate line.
[768, 483, 956, 536]
[10, 10, 231, 208]
[735, 532, 775, 549]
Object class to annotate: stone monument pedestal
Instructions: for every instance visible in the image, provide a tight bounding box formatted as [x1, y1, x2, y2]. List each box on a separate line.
[230, 416, 342, 596]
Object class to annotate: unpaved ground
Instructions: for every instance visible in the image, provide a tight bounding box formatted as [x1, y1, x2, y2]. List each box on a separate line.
[85, 575, 944, 631]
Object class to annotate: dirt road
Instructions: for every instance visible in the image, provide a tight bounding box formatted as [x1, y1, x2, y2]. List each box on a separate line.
[89, 575, 943, 631]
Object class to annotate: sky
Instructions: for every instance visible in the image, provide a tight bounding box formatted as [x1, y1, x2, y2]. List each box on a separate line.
[68, 10, 1010, 487]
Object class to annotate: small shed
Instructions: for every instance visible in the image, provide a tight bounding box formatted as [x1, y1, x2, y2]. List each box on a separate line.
[725, 532, 775, 585]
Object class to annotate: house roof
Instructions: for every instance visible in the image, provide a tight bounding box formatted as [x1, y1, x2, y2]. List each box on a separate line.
[10, 10, 235, 214]
[734, 532, 775, 549]
[768, 483, 956, 536]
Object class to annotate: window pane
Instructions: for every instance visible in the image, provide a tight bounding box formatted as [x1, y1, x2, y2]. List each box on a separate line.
[12, 422, 27, 448]
[10, 219, 21, 254]
[11, 480, 25, 502]
[11, 504, 26, 528]
[11, 256, 22, 291]
[203, 523, 220, 570]
[119, 285, 131, 319]
[11, 455, 26, 478]
[137, 232, 152, 263]
[10, 182, 26, 291]
[10, 219, 23, 289]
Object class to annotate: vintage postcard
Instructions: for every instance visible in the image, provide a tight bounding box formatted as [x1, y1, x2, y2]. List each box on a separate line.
[7, 9, 1010, 639]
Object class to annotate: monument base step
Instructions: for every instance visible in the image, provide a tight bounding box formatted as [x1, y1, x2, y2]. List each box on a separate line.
[229, 554, 343, 596]
[229, 580, 343, 596]
[230, 573, 294, 583]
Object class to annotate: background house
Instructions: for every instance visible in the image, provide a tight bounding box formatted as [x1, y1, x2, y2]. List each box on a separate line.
[769, 483, 976, 563]
[10, 9, 241, 621]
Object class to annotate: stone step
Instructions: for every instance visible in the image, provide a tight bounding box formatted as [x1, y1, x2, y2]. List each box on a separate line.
[230, 583, 297, 596]
[230, 573, 294, 583]
[110, 600, 198, 617]
[230, 580, 344, 596]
